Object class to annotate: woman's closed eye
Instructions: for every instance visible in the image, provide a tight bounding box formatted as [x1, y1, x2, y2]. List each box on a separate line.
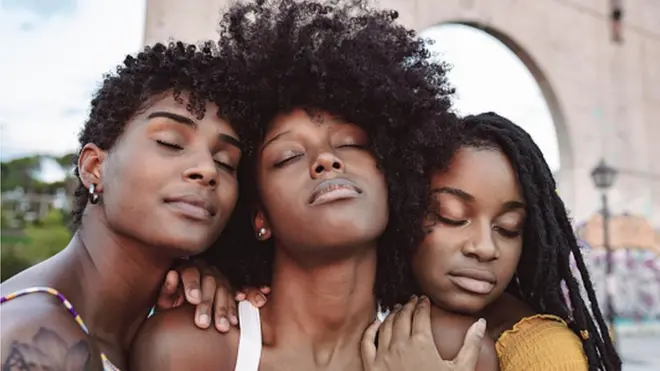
[214, 160, 236, 173]
[494, 226, 522, 238]
[336, 143, 366, 150]
[274, 153, 303, 168]
[157, 140, 183, 150]
[427, 211, 467, 227]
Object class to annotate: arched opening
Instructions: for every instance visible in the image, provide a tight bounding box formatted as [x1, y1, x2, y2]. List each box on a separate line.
[420, 23, 569, 177]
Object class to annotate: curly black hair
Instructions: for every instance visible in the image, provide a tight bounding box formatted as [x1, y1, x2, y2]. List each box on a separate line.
[70, 41, 251, 229]
[202, 0, 460, 309]
[425, 112, 620, 370]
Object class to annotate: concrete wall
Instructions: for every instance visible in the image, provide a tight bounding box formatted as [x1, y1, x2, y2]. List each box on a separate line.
[143, 0, 660, 227]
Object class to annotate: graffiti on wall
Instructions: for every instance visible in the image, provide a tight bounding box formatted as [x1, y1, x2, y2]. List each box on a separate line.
[571, 247, 660, 320]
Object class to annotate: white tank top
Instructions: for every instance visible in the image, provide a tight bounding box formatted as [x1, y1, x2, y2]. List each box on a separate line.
[235, 301, 263, 371]
[233, 301, 389, 371]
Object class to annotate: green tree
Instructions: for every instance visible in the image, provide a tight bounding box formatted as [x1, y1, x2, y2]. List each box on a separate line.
[21, 209, 71, 263]
[0, 155, 41, 192]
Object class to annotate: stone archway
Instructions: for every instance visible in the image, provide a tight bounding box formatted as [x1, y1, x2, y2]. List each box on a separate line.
[144, 0, 660, 226]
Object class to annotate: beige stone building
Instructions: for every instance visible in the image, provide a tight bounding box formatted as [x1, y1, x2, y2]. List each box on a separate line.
[143, 0, 660, 234]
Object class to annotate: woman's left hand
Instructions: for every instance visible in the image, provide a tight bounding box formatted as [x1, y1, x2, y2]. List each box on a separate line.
[155, 259, 268, 332]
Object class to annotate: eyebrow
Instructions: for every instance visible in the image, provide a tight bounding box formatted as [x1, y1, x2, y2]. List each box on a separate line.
[432, 186, 526, 210]
[148, 111, 243, 152]
[431, 186, 475, 202]
[260, 130, 291, 154]
[502, 200, 526, 212]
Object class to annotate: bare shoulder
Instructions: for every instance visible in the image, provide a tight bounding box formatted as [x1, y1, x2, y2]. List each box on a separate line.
[429, 308, 499, 371]
[130, 304, 239, 371]
[1, 294, 104, 371]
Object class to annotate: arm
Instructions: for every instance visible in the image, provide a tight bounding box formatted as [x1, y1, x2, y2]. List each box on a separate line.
[495, 315, 588, 371]
[130, 304, 239, 371]
[1, 304, 104, 371]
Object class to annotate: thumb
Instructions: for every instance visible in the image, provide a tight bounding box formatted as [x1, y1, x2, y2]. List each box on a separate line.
[453, 318, 486, 370]
[360, 318, 382, 369]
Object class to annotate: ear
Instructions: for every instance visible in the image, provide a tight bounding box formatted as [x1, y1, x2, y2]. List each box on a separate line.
[253, 207, 272, 241]
[77, 143, 106, 193]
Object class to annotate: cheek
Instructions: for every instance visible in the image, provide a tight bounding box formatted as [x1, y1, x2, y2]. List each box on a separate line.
[496, 240, 523, 279]
[216, 176, 239, 219]
[101, 155, 163, 218]
[413, 232, 453, 278]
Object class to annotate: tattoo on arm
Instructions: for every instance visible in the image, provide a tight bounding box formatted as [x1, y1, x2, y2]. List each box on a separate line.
[3, 327, 92, 371]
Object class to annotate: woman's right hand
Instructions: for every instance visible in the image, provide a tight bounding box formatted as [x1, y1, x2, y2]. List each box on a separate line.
[361, 296, 486, 371]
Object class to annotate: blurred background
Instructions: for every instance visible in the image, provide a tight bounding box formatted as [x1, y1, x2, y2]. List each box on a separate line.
[1, 0, 658, 368]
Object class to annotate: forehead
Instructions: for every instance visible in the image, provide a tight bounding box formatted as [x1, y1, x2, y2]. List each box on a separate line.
[266, 109, 358, 135]
[432, 147, 522, 200]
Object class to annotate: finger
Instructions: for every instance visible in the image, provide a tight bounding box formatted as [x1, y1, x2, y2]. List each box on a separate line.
[392, 296, 417, 341]
[259, 286, 271, 294]
[235, 290, 246, 301]
[453, 318, 487, 369]
[378, 304, 400, 352]
[411, 296, 433, 336]
[194, 275, 216, 329]
[155, 270, 180, 309]
[211, 279, 232, 332]
[245, 288, 267, 308]
[180, 266, 202, 305]
[360, 318, 382, 367]
[227, 295, 239, 326]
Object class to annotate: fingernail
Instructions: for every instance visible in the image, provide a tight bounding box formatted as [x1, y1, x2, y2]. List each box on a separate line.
[393, 304, 402, 311]
[475, 318, 487, 338]
[235, 292, 246, 301]
[190, 289, 201, 301]
[199, 314, 210, 326]
[218, 317, 230, 332]
[230, 314, 238, 325]
[255, 294, 266, 306]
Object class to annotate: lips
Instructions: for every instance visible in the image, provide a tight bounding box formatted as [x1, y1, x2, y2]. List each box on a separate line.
[447, 268, 497, 295]
[164, 194, 218, 221]
[308, 178, 363, 206]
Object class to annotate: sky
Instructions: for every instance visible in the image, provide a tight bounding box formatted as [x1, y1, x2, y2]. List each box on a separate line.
[0, 0, 559, 181]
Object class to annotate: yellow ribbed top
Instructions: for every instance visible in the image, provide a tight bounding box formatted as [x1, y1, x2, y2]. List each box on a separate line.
[495, 314, 588, 371]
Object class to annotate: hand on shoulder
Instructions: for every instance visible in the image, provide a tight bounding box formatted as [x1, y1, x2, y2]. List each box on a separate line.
[130, 304, 239, 371]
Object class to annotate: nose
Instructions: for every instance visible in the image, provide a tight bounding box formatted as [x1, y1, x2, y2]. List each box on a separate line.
[310, 151, 345, 179]
[461, 223, 500, 262]
[183, 154, 219, 189]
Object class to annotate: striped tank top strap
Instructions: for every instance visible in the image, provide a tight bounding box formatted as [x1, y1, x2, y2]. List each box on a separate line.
[1, 286, 90, 334]
[1, 286, 121, 371]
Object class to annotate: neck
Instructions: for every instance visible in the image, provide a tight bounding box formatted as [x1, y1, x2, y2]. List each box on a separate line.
[56, 211, 173, 353]
[261, 243, 377, 367]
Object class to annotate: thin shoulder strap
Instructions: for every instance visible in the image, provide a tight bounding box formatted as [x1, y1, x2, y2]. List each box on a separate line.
[235, 301, 263, 371]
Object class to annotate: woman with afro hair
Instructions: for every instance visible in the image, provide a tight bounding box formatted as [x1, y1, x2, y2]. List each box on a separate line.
[131, 1, 493, 371]
[0, 41, 253, 370]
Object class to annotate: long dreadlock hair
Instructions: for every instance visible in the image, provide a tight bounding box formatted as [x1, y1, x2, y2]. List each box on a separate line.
[457, 112, 621, 370]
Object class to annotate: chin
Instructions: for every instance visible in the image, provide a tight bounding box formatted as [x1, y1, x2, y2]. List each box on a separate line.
[155, 234, 217, 256]
[440, 294, 490, 315]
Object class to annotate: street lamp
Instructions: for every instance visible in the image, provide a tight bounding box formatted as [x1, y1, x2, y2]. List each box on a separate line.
[590, 159, 618, 345]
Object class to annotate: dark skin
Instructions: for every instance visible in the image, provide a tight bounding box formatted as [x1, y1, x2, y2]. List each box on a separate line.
[131, 109, 486, 371]
[0, 93, 242, 370]
[413, 147, 534, 343]
[207, 146, 507, 370]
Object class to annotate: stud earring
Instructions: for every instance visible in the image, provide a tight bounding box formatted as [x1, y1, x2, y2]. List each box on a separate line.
[256, 227, 268, 239]
[89, 184, 100, 205]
